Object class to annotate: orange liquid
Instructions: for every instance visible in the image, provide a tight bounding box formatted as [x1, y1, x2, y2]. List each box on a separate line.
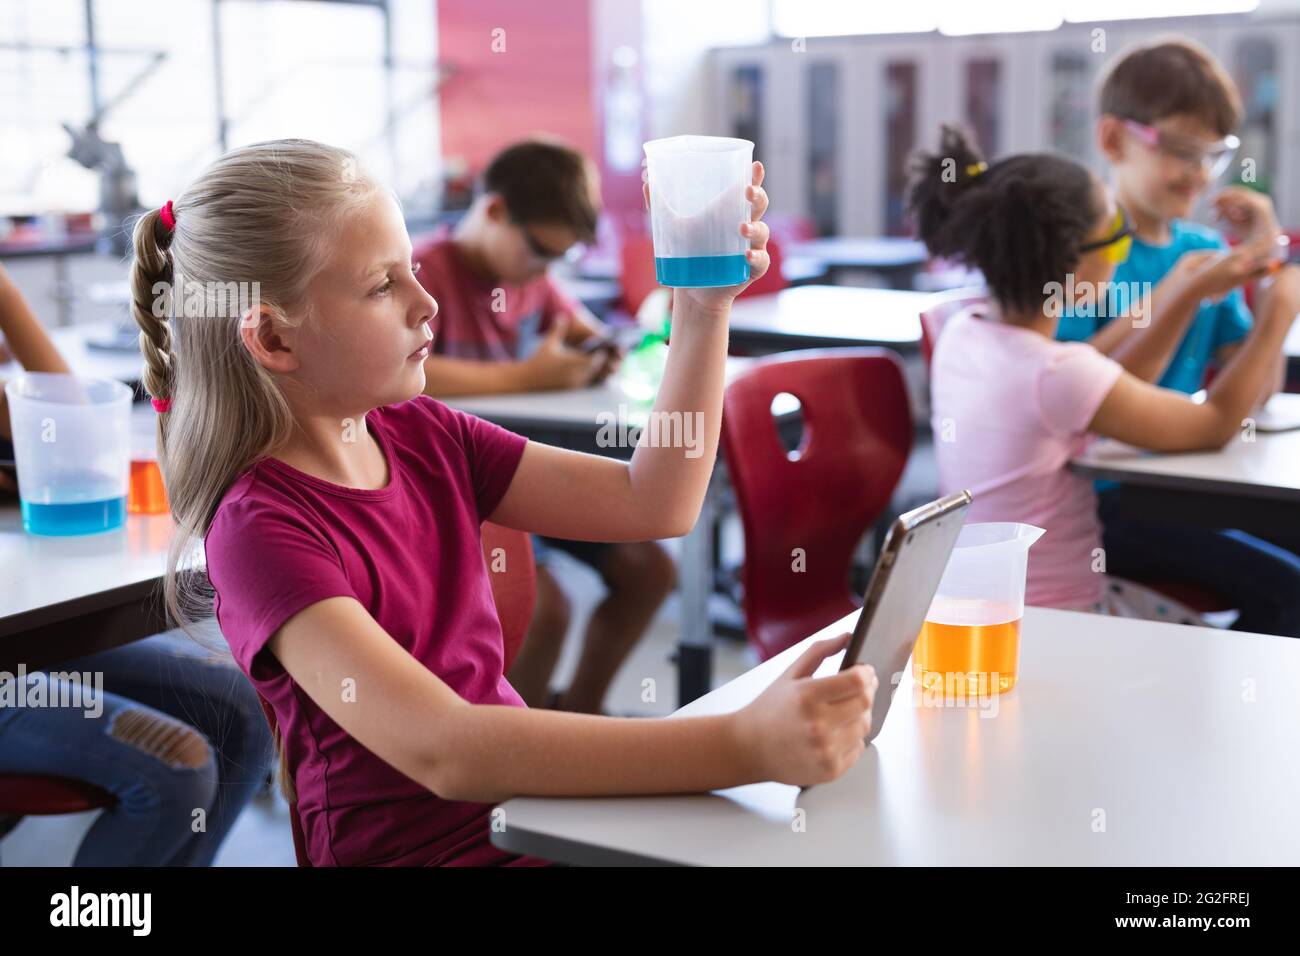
[913, 617, 1020, 696]
[128, 459, 168, 514]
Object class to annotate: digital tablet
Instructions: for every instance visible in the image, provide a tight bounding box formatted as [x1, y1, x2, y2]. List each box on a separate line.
[841, 489, 972, 742]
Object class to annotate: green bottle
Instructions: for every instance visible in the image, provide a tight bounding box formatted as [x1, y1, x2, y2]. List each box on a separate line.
[618, 290, 671, 404]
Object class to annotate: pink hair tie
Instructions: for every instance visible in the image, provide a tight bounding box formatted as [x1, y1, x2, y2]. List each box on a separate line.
[151, 396, 172, 413]
[159, 200, 176, 232]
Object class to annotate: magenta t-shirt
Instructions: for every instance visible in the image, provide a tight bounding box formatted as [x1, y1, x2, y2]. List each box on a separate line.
[204, 395, 546, 866]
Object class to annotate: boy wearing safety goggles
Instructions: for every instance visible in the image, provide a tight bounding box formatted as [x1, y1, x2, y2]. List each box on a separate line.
[1055, 37, 1300, 638]
[1058, 37, 1287, 399]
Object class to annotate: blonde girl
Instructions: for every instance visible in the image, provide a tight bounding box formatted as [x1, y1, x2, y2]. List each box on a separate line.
[132, 139, 877, 866]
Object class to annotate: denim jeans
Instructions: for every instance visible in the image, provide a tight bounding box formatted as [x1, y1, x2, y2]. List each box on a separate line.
[0, 629, 274, 865]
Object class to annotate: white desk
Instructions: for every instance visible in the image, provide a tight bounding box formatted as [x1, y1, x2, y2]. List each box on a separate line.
[1071, 422, 1300, 504]
[786, 237, 929, 289]
[492, 605, 1300, 865]
[0, 506, 173, 640]
[727, 285, 927, 355]
[1070, 405, 1300, 542]
[0, 405, 176, 667]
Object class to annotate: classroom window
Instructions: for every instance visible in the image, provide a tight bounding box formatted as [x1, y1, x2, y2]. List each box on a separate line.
[1049, 50, 1092, 160]
[0, 0, 439, 222]
[1233, 36, 1277, 196]
[806, 60, 839, 237]
[883, 60, 917, 236]
[965, 58, 1002, 157]
[93, 0, 222, 218]
[728, 64, 764, 159]
[0, 0, 100, 218]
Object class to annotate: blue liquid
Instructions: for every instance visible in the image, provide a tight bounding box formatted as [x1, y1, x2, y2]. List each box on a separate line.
[655, 254, 749, 288]
[21, 496, 128, 536]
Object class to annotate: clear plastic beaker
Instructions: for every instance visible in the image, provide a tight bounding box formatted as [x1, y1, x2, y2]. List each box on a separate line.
[913, 522, 1044, 696]
[4, 372, 132, 535]
[643, 135, 754, 288]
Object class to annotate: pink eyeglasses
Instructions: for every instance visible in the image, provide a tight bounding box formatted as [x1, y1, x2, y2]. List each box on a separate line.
[1121, 119, 1240, 180]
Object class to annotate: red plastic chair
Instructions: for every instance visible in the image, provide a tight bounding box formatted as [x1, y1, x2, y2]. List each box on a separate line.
[919, 286, 987, 370]
[721, 349, 914, 659]
[0, 776, 115, 824]
[619, 234, 659, 315]
[763, 212, 817, 246]
[479, 521, 538, 672]
[735, 237, 786, 300]
[256, 521, 537, 867]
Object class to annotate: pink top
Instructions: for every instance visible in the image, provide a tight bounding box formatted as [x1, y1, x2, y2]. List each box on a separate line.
[205, 396, 547, 866]
[930, 307, 1124, 610]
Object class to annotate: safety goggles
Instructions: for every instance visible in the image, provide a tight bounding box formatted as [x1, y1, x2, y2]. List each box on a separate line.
[1122, 119, 1240, 180]
[1080, 207, 1135, 264]
[515, 220, 585, 264]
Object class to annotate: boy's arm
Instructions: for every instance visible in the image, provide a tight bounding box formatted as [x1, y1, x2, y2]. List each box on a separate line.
[1092, 248, 1269, 382]
[1090, 266, 1300, 451]
[0, 264, 71, 441]
[422, 314, 606, 397]
[558, 301, 607, 347]
[1094, 260, 1205, 380]
[1213, 186, 1281, 250]
[421, 354, 536, 397]
[0, 265, 69, 375]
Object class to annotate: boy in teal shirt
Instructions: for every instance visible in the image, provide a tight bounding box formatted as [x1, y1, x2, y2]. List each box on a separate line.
[1058, 38, 1300, 636]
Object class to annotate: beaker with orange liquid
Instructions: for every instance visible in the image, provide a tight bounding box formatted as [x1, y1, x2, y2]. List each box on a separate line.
[128, 416, 169, 515]
[128, 457, 168, 514]
[912, 523, 1043, 697]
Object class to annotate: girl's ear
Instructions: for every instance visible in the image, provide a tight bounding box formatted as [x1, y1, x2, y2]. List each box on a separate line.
[239, 305, 299, 374]
[1096, 115, 1127, 163]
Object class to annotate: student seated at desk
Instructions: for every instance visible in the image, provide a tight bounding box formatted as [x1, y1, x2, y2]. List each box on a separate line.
[0, 264, 273, 865]
[1049, 38, 1300, 635]
[910, 125, 1300, 626]
[414, 139, 675, 714]
[138, 138, 877, 867]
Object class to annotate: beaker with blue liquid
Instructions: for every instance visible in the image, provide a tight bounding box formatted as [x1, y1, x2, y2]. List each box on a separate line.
[643, 135, 754, 288]
[4, 372, 133, 536]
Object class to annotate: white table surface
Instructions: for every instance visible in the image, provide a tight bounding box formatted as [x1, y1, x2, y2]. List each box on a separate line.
[443, 356, 756, 428]
[787, 237, 929, 268]
[726, 285, 927, 349]
[1070, 402, 1300, 502]
[0, 505, 174, 636]
[0, 406, 178, 636]
[492, 605, 1300, 865]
